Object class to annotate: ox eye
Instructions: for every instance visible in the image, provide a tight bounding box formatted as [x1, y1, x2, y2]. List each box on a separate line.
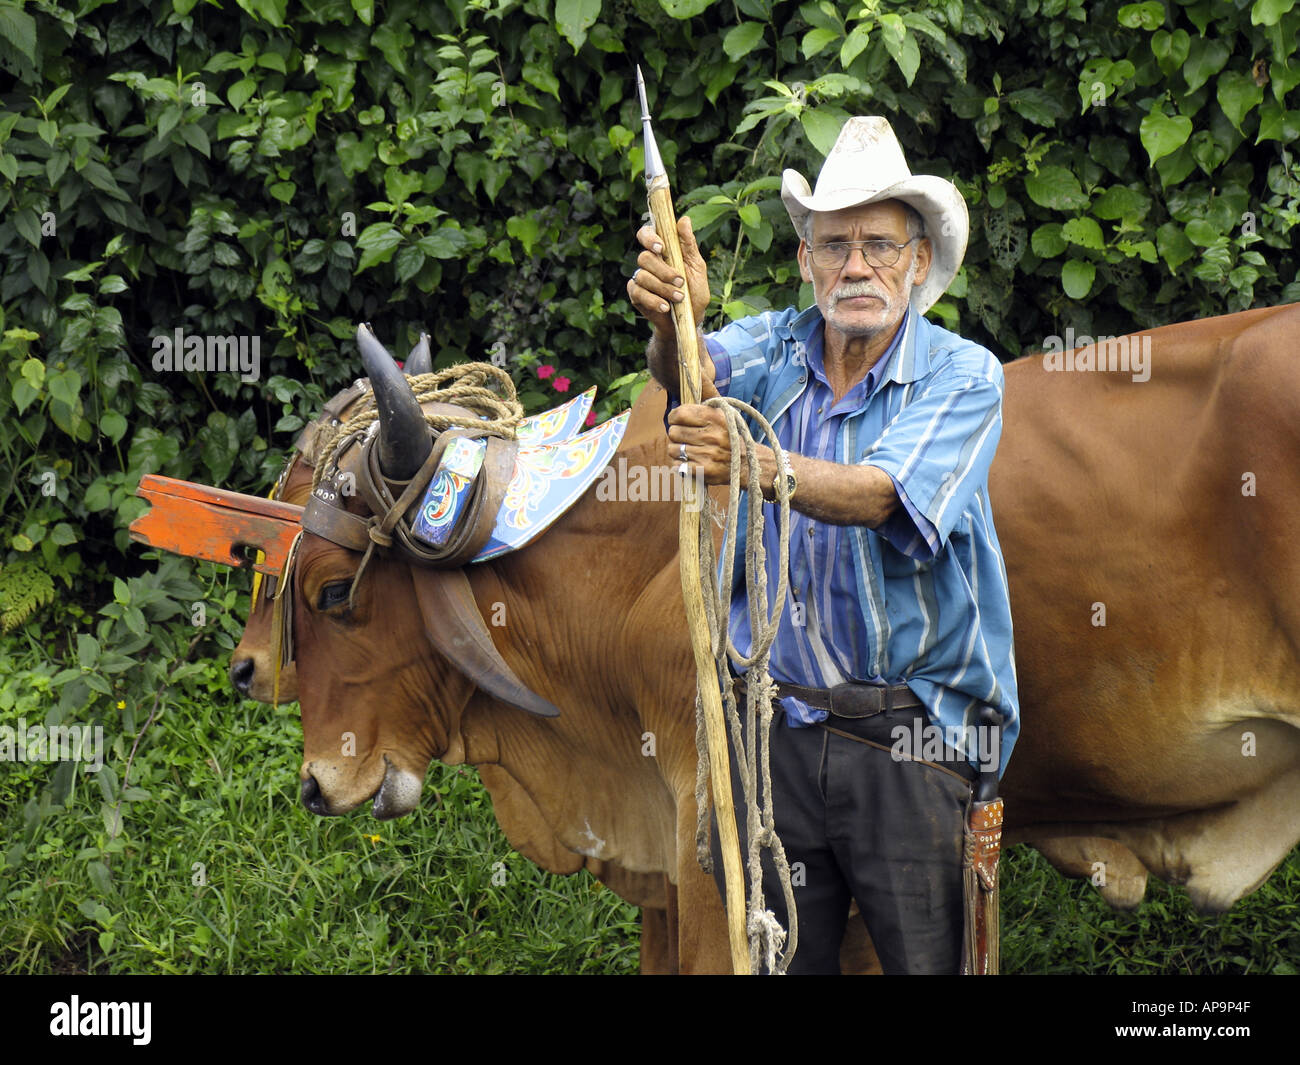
[318, 581, 353, 611]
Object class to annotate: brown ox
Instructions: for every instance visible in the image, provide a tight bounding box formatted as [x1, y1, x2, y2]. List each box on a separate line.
[232, 302, 1300, 971]
[997, 302, 1300, 910]
[229, 354, 703, 972]
[230, 351, 876, 973]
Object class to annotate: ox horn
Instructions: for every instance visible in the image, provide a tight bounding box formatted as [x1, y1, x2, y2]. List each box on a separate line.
[358, 324, 433, 481]
[404, 332, 432, 377]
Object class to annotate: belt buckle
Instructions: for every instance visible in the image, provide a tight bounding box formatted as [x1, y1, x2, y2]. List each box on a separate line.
[828, 681, 885, 719]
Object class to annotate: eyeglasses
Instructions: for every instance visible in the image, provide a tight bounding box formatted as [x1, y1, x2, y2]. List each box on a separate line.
[808, 237, 919, 270]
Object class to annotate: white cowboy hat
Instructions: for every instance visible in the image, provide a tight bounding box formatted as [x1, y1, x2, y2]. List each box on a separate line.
[781, 116, 969, 314]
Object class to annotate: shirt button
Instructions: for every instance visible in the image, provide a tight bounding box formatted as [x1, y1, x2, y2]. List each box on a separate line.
[817, 406, 823, 414]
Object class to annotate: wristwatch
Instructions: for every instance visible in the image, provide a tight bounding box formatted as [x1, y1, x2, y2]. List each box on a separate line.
[772, 455, 797, 500]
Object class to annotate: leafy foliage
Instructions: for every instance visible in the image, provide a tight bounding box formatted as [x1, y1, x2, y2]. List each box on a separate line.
[1, 0, 1297, 588]
[0, 0, 1296, 973]
[0, 560, 55, 633]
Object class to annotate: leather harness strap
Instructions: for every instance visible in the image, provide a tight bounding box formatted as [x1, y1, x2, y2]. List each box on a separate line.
[302, 492, 371, 551]
[357, 427, 519, 569]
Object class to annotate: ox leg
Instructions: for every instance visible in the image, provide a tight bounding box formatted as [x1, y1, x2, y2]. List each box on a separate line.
[1020, 835, 1150, 909]
[1111, 763, 1300, 912]
[637, 880, 679, 975]
[662, 878, 680, 973]
[839, 902, 883, 974]
[1018, 761, 1300, 912]
[672, 804, 735, 973]
[637, 909, 672, 974]
[675, 862, 733, 973]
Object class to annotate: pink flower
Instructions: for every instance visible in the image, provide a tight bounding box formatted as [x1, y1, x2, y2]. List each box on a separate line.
[536, 364, 556, 380]
[553, 376, 571, 392]
[585, 410, 596, 427]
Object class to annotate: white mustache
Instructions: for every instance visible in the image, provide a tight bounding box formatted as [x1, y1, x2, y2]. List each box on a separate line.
[831, 282, 887, 305]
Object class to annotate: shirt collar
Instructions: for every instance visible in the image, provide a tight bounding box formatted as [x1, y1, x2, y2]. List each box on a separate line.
[883, 305, 931, 384]
[789, 305, 917, 405]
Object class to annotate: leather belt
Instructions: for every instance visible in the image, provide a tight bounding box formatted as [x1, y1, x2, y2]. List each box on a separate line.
[731, 672, 923, 719]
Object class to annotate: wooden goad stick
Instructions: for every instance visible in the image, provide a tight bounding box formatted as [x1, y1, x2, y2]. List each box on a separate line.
[637, 64, 749, 975]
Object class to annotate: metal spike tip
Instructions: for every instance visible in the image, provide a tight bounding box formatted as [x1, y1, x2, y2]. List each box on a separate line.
[635, 64, 665, 182]
[635, 65, 649, 120]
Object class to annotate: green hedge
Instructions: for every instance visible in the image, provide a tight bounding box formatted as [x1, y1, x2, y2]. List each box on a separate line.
[1, 0, 1297, 593]
[0, 0, 1296, 971]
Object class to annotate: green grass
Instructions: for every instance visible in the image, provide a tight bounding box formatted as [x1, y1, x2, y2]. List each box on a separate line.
[2, 574, 1298, 974]
[1000, 843, 1300, 975]
[0, 582, 641, 974]
[0, 695, 642, 974]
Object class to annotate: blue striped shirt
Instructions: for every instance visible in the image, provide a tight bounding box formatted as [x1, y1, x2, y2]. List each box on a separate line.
[705, 305, 1019, 776]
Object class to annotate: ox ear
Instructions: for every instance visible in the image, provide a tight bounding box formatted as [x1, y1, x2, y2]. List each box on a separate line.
[412, 569, 560, 718]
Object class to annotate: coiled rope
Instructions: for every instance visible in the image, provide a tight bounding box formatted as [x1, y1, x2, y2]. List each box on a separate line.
[311, 363, 524, 492]
[692, 395, 799, 975]
[305, 361, 527, 608]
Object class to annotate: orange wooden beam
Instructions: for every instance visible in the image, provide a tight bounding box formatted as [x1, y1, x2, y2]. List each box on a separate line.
[130, 474, 304, 575]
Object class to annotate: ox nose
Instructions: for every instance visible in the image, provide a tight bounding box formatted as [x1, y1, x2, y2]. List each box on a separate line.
[301, 773, 332, 816]
[229, 656, 255, 695]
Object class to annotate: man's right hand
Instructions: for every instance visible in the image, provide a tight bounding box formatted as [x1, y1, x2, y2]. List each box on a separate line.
[628, 216, 710, 336]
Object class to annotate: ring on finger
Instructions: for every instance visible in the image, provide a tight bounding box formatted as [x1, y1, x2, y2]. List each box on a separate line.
[679, 443, 687, 462]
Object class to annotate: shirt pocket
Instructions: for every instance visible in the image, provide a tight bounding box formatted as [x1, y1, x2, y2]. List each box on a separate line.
[879, 541, 938, 581]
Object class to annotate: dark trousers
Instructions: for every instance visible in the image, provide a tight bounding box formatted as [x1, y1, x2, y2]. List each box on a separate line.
[710, 707, 973, 974]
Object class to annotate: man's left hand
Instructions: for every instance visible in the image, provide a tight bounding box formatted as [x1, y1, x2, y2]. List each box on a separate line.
[667, 403, 755, 487]
[669, 406, 903, 527]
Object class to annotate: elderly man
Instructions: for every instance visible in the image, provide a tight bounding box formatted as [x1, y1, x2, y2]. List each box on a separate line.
[627, 117, 1019, 974]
